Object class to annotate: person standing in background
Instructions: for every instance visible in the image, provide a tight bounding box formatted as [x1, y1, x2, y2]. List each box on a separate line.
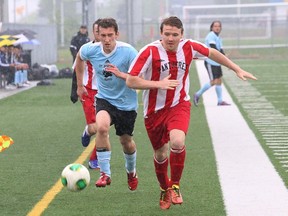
[70, 25, 90, 64]
[193, 20, 230, 106]
[70, 25, 90, 104]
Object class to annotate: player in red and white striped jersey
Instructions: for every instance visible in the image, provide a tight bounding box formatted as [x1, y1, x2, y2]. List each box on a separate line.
[74, 19, 102, 169]
[127, 16, 257, 210]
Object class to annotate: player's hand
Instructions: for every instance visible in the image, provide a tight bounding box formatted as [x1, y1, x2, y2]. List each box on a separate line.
[236, 70, 257, 81]
[105, 64, 121, 77]
[77, 86, 88, 102]
[160, 74, 179, 90]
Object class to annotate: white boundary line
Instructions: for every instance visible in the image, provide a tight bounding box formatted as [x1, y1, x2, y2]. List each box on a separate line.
[195, 60, 288, 216]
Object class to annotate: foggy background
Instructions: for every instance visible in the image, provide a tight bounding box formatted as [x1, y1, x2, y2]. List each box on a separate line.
[0, 0, 287, 65]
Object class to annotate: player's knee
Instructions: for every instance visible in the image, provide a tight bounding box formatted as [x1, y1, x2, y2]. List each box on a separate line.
[97, 125, 109, 136]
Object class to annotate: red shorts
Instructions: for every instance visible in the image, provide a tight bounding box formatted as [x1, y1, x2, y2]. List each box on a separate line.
[144, 101, 191, 150]
[82, 88, 97, 125]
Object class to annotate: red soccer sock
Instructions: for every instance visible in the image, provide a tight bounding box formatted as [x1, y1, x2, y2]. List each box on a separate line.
[89, 145, 97, 161]
[154, 157, 169, 190]
[170, 146, 186, 186]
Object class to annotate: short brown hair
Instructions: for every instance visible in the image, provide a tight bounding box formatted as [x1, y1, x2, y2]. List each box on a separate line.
[98, 18, 118, 33]
[92, 18, 102, 31]
[160, 16, 184, 34]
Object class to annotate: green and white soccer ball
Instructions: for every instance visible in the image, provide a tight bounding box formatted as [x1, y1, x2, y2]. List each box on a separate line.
[61, 163, 90, 192]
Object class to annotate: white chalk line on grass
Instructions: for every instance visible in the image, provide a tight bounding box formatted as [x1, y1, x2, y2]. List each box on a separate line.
[195, 60, 288, 216]
[223, 64, 288, 174]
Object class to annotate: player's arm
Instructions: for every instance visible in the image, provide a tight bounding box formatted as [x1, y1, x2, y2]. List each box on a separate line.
[74, 52, 88, 101]
[126, 74, 179, 90]
[208, 48, 257, 81]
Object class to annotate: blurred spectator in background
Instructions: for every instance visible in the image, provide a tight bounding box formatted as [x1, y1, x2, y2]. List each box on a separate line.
[0, 45, 16, 89]
[70, 25, 90, 63]
[70, 25, 90, 103]
[5, 45, 16, 88]
[13, 45, 30, 88]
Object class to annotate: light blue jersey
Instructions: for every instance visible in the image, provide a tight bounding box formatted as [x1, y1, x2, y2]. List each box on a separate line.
[205, 31, 223, 66]
[80, 41, 138, 111]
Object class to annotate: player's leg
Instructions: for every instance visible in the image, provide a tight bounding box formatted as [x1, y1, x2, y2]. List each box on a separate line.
[193, 61, 213, 106]
[167, 101, 190, 205]
[145, 109, 172, 209]
[88, 143, 99, 169]
[95, 98, 112, 187]
[169, 130, 185, 205]
[81, 89, 97, 147]
[154, 144, 171, 209]
[117, 110, 138, 191]
[120, 134, 138, 191]
[213, 67, 230, 106]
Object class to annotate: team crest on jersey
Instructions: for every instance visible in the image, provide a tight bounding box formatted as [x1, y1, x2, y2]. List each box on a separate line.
[102, 59, 113, 80]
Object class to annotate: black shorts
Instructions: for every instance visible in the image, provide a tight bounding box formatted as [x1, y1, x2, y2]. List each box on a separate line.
[204, 61, 223, 80]
[95, 97, 137, 136]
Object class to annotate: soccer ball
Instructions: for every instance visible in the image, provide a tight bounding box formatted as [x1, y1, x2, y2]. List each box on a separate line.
[61, 163, 90, 192]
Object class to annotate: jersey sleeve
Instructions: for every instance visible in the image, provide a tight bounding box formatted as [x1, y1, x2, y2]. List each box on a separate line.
[129, 45, 152, 76]
[189, 39, 210, 59]
[79, 43, 89, 61]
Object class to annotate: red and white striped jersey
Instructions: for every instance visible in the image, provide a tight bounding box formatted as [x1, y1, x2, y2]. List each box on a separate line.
[129, 39, 209, 116]
[83, 60, 97, 90]
[72, 60, 97, 90]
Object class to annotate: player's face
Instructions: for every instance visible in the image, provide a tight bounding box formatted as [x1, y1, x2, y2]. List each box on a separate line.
[160, 25, 183, 52]
[98, 26, 119, 54]
[212, 22, 222, 34]
[93, 24, 100, 42]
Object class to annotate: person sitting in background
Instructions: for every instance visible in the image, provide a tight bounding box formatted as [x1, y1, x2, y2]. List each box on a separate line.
[0, 45, 15, 89]
[5, 45, 16, 88]
[13, 45, 30, 88]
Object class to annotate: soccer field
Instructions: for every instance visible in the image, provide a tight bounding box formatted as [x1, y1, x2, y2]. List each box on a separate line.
[0, 53, 287, 215]
[224, 57, 288, 187]
[0, 77, 224, 216]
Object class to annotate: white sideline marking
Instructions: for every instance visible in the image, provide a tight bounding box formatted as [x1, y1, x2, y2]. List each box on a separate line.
[195, 60, 288, 216]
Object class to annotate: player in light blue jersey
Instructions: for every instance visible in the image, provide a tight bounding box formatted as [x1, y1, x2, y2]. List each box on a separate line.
[193, 20, 230, 106]
[75, 18, 139, 191]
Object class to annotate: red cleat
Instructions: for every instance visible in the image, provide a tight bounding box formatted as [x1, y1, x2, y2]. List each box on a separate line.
[95, 172, 111, 187]
[171, 184, 183, 205]
[159, 188, 172, 210]
[127, 172, 138, 191]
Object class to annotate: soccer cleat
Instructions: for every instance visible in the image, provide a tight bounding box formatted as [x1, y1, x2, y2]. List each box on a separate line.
[217, 101, 231, 106]
[171, 184, 183, 205]
[193, 94, 200, 107]
[95, 172, 111, 187]
[159, 188, 172, 210]
[88, 159, 100, 169]
[81, 126, 91, 147]
[127, 172, 138, 191]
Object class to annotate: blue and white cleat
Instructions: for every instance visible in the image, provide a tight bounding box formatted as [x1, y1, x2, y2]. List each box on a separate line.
[88, 159, 100, 169]
[81, 125, 91, 147]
